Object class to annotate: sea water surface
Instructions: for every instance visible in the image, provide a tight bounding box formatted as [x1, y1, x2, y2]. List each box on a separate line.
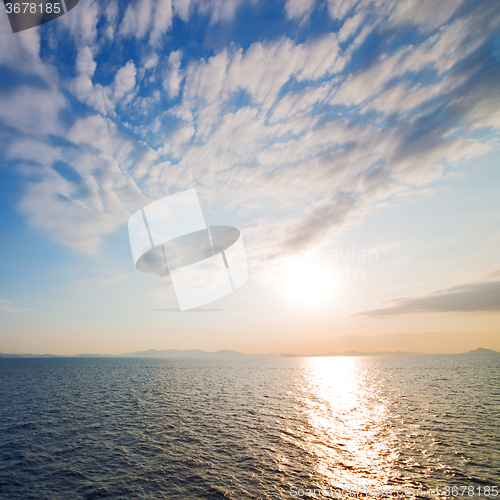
[0, 355, 499, 499]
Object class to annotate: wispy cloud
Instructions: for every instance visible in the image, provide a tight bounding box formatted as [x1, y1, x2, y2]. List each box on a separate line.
[0, 299, 28, 313]
[75, 274, 128, 285]
[355, 278, 500, 317]
[101, 274, 128, 285]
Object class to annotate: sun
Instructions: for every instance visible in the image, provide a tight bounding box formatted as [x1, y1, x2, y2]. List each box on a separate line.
[283, 262, 337, 306]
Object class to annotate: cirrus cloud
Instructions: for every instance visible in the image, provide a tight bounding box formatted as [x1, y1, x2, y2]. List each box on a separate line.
[355, 278, 500, 317]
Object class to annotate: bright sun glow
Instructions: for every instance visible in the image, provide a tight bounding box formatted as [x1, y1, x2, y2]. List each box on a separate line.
[283, 262, 337, 305]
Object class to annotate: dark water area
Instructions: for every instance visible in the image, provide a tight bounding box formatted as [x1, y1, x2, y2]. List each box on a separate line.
[0, 355, 499, 499]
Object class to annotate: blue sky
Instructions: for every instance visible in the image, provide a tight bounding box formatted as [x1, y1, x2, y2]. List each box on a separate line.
[0, 0, 499, 354]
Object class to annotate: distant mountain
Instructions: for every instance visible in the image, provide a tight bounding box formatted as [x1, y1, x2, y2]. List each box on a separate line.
[0, 348, 498, 358]
[0, 349, 246, 358]
[329, 350, 426, 357]
[0, 353, 60, 358]
[76, 354, 111, 357]
[467, 348, 499, 354]
[282, 350, 426, 357]
[0, 351, 244, 358]
[117, 349, 245, 358]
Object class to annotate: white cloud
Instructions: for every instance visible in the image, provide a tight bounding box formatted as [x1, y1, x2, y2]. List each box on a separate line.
[285, 0, 317, 20]
[270, 84, 330, 123]
[184, 50, 230, 105]
[330, 9, 497, 108]
[144, 53, 160, 70]
[119, 0, 153, 40]
[326, 0, 359, 20]
[8, 110, 155, 254]
[176, 0, 246, 24]
[465, 95, 500, 131]
[0, 22, 45, 77]
[73, 46, 97, 99]
[0, 299, 28, 314]
[397, 163, 444, 187]
[328, 0, 463, 32]
[338, 12, 365, 42]
[388, 0, 463, 31]
[150, 0, 174, 46]
[71, 59, 138, 116]
[223, 34, 342, 108]
[118, 0, 247, 43]
[59, 0, 100, 45]
[0, 86, 66, 136]
[173, 0, 192, 21]
[104, 0, 119, 39]
[364, 73, 466, 115]
[169, 126, 196, 155]
[198, 0, 250, 24]
[163, 50, 183, 99]
[171, 33, 344, 143]
[113, 61, 137, 101]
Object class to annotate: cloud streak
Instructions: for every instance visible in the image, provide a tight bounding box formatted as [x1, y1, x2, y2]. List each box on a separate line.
[355, 279, 500, 317]
[0, 299, 28, 313]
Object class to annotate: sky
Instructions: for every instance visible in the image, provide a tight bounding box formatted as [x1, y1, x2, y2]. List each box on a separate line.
[0, 0, 499, 355]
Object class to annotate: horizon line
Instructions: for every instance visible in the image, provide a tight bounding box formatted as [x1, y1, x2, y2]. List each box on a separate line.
[0, 347, 498, 358]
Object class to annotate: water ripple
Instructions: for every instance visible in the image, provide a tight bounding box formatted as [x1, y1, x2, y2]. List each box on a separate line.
[0, 355, 499, 499]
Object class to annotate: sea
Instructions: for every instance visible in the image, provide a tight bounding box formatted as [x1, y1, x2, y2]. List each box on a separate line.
[0, 354, 499, 499]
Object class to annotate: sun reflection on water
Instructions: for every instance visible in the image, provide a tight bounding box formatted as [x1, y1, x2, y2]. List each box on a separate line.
[298, 357, 402, 493]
